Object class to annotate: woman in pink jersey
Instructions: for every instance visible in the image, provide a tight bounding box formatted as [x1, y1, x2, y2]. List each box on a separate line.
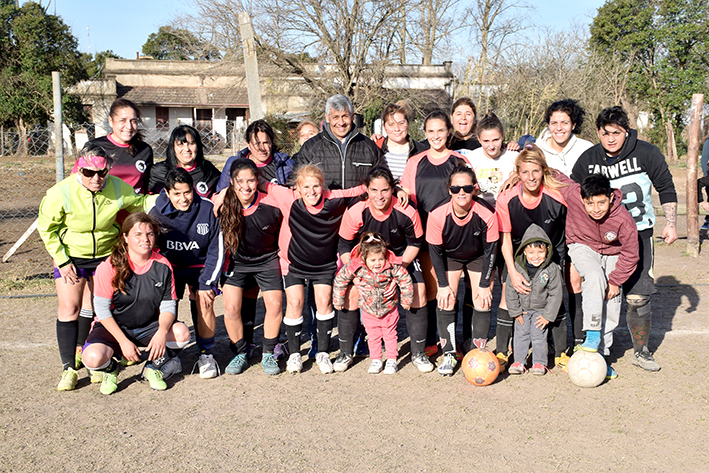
[81, 213, 190, 395]
[338, 166, 433, 372]
[265, 164, 364, 374]
[496, 145, 569, 370]
[399, 110, 470, 355]
[83, 98, 154, 195]
[426, 166, 499, 375]
[200, 158, 285, 376]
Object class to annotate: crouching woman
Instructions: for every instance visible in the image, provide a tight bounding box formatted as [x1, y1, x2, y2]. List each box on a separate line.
[81, 213, 190, 394]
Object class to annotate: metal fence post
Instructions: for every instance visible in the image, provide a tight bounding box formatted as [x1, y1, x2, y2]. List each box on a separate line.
[52, 71, 63, 183]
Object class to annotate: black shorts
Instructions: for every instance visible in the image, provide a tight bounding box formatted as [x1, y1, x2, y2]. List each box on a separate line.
[83, 319, 173, 357]
[173, 267, 202, 300]
[405, 258, 425, 285]
[623, 229, 654, 297]
[283, 265, 337, 288]
[222, 258, 283, 292]
[448, 256, 483, 274]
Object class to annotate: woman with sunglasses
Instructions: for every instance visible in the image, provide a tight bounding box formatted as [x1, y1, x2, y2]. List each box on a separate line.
[425, 165, 499, 376]
[38, 143, 156, 391]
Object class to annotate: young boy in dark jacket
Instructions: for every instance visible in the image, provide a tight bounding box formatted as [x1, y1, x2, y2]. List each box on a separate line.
[506, 224, 563, 376]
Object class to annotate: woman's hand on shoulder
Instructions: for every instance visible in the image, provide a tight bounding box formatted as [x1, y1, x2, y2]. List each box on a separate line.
[509, 267, 531, 295]
[396, 188, 410, 207]
[506, 141, 521, 152]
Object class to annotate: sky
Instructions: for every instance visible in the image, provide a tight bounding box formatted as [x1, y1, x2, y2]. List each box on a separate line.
[34, 0, 607, 61]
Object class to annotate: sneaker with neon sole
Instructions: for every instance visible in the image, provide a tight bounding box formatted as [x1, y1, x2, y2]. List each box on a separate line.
[437, 353, 457, 376]
[57, 368, 78, 391]
[142, 365, 167, 391]
[99, 370, 118, 395]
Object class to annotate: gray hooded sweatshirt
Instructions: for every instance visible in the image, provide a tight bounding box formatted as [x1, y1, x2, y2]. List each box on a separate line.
[505, 224, 563, 322]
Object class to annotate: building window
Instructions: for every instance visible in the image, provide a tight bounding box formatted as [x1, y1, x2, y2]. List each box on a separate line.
[156, 107, 169, 129]
[195, 108, 213, 131]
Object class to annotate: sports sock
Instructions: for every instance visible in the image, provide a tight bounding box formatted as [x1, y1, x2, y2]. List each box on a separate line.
[242, 297, 257, 344]
[405, 306, 428, 356]
[437, 307, 457, 354]
[425, 299, 438, 346]
[77, 309, 93, 346]
[230, 338, 247, 355]
[57, 320, 78, 370]
[284, 316, 304, 355]
[190, 299, 200, 339]
[337, 309, 359, 355]
[197, 335, 215, 355]
[569, 292, 584, 346]
[262, 336, 278, 354]
[495, 308, 513, 355]
[472, 309, 492, 345]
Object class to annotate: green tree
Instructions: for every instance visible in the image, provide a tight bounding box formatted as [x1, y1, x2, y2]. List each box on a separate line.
[142, 26, 220, 60]
[0, 1, 87, 149]
[81, 50, 122, 78]
[589, 0, 709, 148]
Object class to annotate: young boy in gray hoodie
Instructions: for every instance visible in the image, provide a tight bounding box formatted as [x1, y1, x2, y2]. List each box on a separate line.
[506, 224, 563, 375]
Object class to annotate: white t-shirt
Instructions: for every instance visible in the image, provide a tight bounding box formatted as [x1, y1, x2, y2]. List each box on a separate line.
[458, 148, 518, 207]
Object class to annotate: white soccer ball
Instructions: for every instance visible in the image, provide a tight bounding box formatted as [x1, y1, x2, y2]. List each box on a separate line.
[567, 350, 607, 388]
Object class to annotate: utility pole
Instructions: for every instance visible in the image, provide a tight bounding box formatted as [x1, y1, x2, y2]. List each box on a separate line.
[238, 12, 264, 121]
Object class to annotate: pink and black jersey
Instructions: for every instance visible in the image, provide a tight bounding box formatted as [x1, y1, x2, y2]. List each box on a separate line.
[338, 200, 423, 257]
[426, 199, 499, 288]
[496, 184, 567, 264]
[400, 150, 470, 227]
[93, 251, 177, 330]
[200, 189, 283, 288]
[267, 183, 364, 274]
[82, 135, 154, 194]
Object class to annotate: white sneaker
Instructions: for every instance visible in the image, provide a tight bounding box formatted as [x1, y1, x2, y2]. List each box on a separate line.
[316, 352, 333, 374]
[197, 354, 219, 379]
[368, 359, 383, 374]
[286, 353, 303, 373]
[158, 356, 182, 380]
[411, 353, 434, 373]
[383, 359, 398, 375]
[333, 353, 353, 372]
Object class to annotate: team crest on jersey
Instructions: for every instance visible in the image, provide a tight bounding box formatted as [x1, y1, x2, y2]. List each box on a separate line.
[604, 231, 618, 241]
[197, 223, 209, 235]
[196, 181, 209, 195]
[135, 160, 147, 173]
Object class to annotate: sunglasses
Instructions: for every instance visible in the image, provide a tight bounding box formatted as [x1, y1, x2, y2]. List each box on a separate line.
[450, 185, 474, 194]
[80, 168, 109, 178]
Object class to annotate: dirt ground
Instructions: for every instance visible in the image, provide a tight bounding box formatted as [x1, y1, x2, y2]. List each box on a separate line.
[2, 162, 709, 472]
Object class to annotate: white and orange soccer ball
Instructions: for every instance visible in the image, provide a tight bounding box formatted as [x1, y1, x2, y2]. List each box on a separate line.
[462, 348, 500, 386]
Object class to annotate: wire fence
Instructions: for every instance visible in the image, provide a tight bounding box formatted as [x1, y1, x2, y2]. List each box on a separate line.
[0, 122, 301, 283]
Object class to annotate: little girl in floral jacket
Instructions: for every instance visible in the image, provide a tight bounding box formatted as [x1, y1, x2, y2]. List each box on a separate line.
[333, 233, 413, 374]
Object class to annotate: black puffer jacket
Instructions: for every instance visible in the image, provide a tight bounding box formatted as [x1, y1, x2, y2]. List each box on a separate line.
[293, 124, 385, 189]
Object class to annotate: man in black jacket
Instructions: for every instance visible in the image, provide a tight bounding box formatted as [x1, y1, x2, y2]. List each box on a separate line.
[293, 94, 386, 372]
[293, 94, 385, 189]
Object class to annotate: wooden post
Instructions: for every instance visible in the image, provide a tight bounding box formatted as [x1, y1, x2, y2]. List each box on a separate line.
[666, 120, 677, 163]
[52, 71, 64, 182]
[686, 93, 704, 257]
[239, 12, 264, 121]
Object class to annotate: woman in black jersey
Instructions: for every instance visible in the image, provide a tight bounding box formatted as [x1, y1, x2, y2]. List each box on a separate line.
[400, 110, 470, 356]
[149, 125, 221, 198]
[426, 166, 499, 375]
[200, 158, 285, 376]
[338, 167, 433, 372]
[83, 98, 154, 194]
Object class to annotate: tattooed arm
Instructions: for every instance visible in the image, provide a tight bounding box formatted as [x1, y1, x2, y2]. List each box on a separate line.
[661, 202, 677, 244]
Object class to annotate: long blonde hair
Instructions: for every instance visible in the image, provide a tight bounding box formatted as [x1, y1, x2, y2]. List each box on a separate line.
[515, 144, 565, 191]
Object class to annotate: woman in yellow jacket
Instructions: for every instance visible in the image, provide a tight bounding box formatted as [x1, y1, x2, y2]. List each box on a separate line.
[38, 143, 155, 391]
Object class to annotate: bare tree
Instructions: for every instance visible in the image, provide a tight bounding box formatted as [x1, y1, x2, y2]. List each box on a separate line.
[405, 0, 465, 65]
[456, 0, 532, 111]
